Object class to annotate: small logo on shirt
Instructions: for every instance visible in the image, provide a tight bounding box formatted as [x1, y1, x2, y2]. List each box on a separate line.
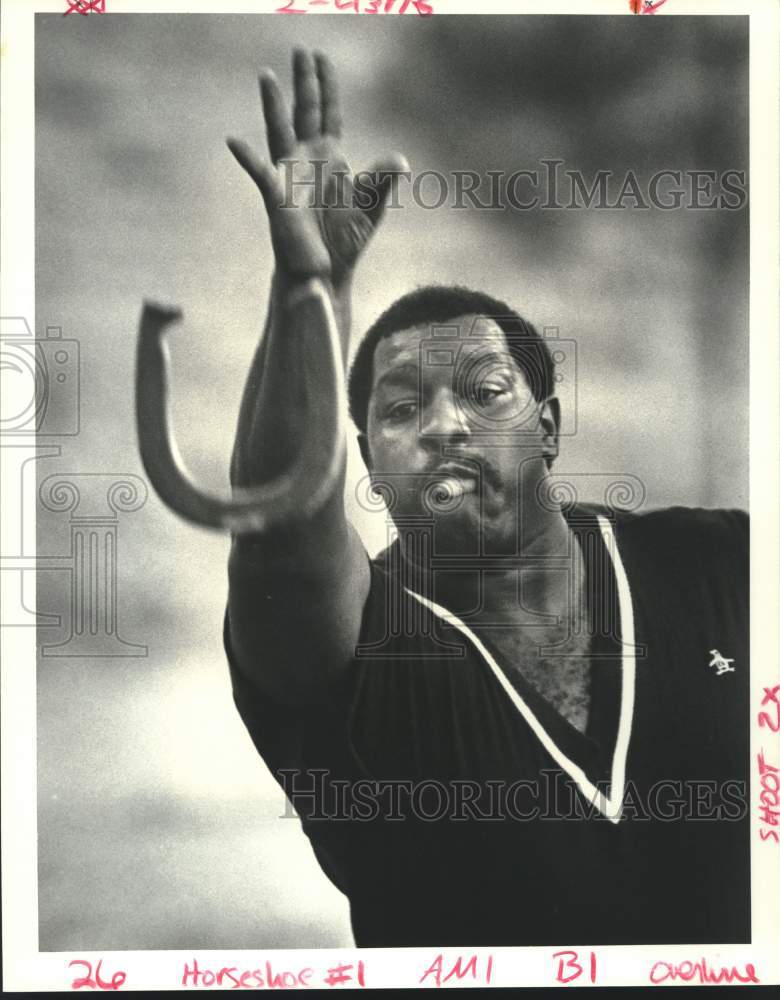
[709, 649, 735, 676]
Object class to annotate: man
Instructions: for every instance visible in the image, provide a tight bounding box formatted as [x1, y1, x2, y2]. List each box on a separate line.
[224, 49, 749, 946]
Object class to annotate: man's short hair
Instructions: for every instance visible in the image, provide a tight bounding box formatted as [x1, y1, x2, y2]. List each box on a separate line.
[347, 285, 556, 434]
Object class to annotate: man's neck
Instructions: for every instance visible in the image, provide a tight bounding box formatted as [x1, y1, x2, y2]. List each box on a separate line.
[398, 506, 584, 628]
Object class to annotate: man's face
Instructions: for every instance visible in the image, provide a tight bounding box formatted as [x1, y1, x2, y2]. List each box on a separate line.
[361, 314, 559, 554]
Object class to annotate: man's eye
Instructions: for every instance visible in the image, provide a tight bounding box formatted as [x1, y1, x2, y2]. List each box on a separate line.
[386, 401, 417, 421]
[469, 386, 508, 407]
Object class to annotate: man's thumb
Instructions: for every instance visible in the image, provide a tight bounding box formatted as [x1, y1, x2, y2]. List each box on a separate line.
[227, 138, 282, 213]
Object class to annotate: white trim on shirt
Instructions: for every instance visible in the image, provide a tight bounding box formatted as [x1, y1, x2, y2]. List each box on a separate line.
[403, 513, 636, 824]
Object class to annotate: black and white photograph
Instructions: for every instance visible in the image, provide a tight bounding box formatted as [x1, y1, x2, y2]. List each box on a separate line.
[1, 0, 779, 991]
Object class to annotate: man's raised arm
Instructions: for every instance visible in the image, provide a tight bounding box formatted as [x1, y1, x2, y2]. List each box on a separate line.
[225, 49, 406, 706]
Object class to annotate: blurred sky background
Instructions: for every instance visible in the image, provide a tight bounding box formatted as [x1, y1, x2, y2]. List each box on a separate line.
[34, 12, 747, 950]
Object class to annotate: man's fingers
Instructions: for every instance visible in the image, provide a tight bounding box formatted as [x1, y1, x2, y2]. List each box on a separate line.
[226, 138, 282, 212]
[293, 48, 321, 141]
[315, 51, 343, 139]
[259, 71, 297, 164]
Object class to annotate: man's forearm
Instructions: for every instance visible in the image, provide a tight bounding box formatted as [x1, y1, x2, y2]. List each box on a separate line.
[226, 268, 369, 701]
[230, 269, 351, 485]
[228, 268, 355, 567]
[330, 272, 353, 362]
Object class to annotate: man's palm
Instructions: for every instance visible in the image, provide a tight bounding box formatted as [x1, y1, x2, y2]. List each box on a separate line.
[228, 49, 407, 284]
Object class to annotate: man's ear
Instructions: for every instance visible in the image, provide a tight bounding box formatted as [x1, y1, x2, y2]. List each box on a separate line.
[539, 397, 560, 470]
[357, 432, 372, 473]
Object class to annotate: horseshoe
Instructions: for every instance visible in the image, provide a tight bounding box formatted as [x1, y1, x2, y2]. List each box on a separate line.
[135, 278, 346, 533]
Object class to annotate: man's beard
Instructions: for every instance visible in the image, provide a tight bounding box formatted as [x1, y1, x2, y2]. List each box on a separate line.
[387, 475, 517, 562]
[430, 489, 517, 557]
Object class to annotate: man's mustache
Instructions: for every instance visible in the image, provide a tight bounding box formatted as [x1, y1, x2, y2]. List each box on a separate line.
[366, 453, 524, 511]
[427, 453, 501, 493]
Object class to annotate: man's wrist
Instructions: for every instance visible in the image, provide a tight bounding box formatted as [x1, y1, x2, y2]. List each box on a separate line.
[271, 267, 353, 358]
[272, 259, 355, 295]
[274, 264, 332, 292]
[331, 268, 354, 302]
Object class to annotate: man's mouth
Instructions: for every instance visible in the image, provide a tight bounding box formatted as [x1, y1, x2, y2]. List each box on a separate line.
[433, 476, 475, 500]
[429, 461, 482, 502]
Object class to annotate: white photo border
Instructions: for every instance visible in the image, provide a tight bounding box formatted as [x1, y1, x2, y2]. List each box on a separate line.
[1, 0, 778, 990]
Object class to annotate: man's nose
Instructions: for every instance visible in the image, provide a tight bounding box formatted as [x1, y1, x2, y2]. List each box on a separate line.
[419, 389, 471, 442]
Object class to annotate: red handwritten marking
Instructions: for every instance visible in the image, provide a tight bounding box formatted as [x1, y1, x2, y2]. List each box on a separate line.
[758, 685, 780, 732]
[63, 0, 105, 15]
[324, 962, 365, 988]
[649, 958, 759, 985]
[419, 954, 493, 987]
[69, 959, 126, 991]
[182, 959, 314, 989]
[757, 685, 780, 841]
[181, 960, 368, 989]
[629, 0, 670, 13]
[276, 0, 433, 13]
[552, 950, 597, 985]
[758, 749, 780, 842]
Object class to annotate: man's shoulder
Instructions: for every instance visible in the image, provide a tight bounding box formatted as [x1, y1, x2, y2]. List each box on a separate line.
[609, 503, 748, 541]
[586, 503, 749, 576]
[371, 505, 749, 566]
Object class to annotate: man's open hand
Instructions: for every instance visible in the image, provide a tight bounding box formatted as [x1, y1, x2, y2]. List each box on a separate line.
[227, 49, 408, 286]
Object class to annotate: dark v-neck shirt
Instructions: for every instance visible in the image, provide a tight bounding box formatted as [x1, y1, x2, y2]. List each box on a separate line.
[225, 503, 750, 946]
